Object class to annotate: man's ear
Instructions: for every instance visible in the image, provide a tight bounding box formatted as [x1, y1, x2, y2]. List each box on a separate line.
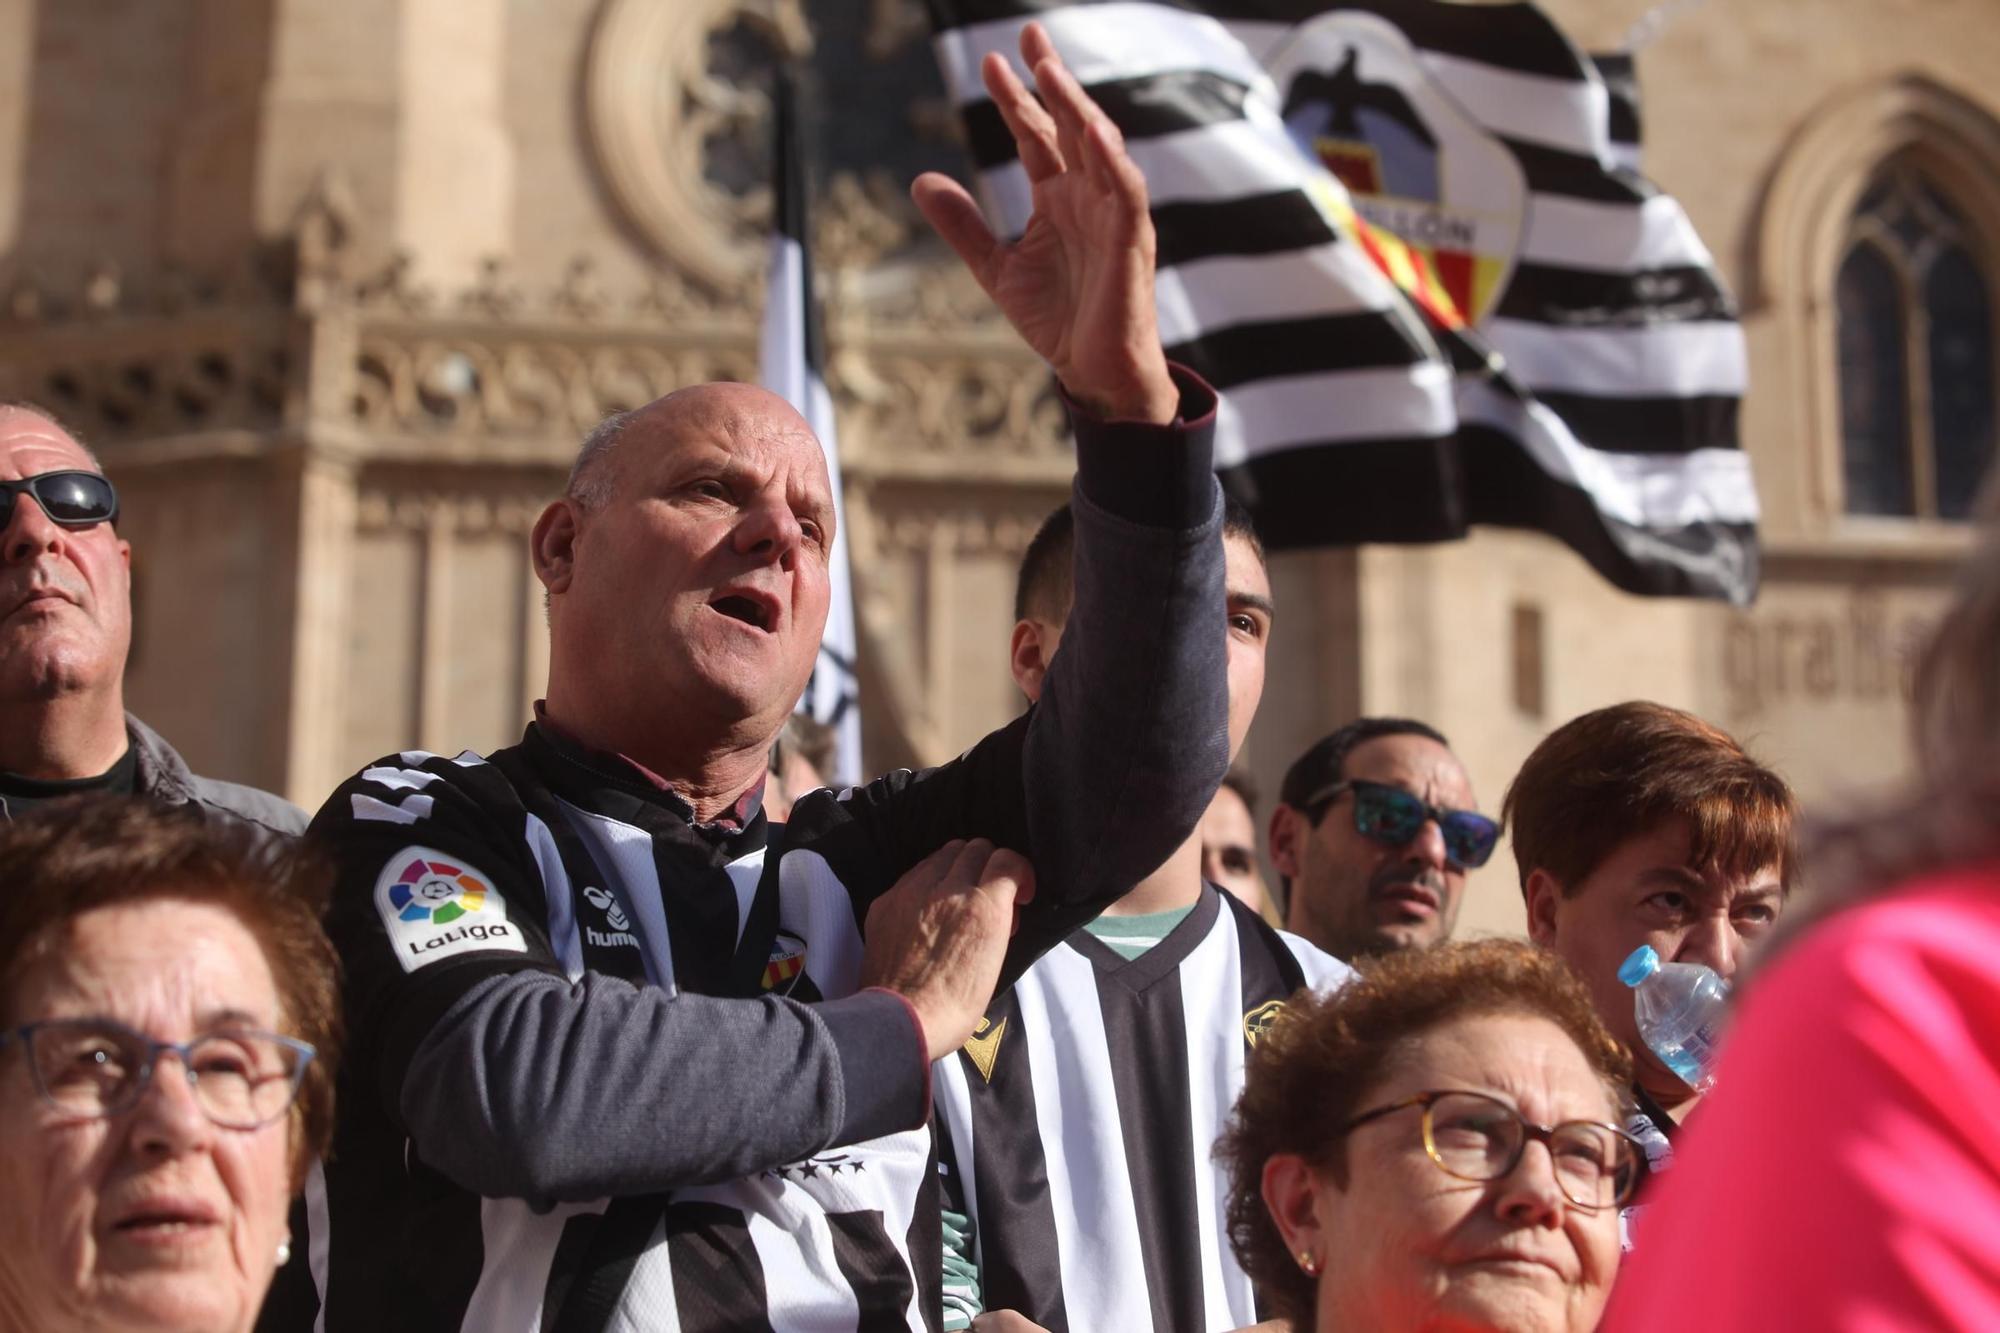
[1260, 1152, 1329, 1273]
[531, 500, 580, 596]
[1269, 803, 1307, 880]
[1524, 866, 1565, 947]
[1009, 619, 1052, 704]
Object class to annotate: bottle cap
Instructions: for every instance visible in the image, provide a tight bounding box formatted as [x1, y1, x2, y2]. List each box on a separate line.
[1618, 945, 1661, 988]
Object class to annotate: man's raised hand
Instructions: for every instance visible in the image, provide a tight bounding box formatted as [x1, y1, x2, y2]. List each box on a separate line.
[912, 21, 1179, 425]
[860, 839, 1036, 1062]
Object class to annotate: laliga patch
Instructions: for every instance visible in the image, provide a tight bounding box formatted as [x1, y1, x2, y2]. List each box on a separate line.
[374, 846, 526, 974]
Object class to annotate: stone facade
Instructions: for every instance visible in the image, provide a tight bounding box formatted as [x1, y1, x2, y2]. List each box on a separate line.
[0, 0, 1992, 938]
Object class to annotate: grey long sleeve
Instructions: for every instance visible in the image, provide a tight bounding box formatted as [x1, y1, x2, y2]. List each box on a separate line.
[400, 971, 927, 1205]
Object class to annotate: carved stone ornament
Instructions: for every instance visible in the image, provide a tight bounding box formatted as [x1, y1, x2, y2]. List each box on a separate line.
[584, 0, 811, 293]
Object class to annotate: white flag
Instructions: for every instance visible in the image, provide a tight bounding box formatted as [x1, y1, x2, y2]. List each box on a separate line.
[761, 71, 863, 783]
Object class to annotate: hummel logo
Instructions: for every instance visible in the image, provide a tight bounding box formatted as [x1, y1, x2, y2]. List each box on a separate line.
[582, 885, 631, 932]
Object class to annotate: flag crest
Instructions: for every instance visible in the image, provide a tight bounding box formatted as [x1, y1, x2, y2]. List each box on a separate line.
[927, 0, 1760, 603]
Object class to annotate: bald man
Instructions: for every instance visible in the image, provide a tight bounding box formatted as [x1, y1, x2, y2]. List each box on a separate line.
[0, 404, 302, 831]
[289, 26, 1233, 1332]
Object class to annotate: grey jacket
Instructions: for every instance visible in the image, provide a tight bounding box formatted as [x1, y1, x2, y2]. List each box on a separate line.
[126, 713, 308, 836]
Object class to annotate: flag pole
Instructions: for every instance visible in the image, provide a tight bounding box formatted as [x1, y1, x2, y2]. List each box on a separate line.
[760, 67, 865, 786]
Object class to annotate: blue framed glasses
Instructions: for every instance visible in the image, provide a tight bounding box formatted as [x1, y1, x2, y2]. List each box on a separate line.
[1, 1016, 314, 1130]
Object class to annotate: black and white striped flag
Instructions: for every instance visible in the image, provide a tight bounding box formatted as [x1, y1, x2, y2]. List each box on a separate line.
[927, 0, 1760, 602]
[761, 70, 864, 782]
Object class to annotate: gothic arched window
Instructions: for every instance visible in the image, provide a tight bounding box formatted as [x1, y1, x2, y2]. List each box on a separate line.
[1836, 165, 1996, 519]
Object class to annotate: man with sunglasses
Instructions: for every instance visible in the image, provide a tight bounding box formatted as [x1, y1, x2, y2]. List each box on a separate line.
[0, 404, 303, 834]
[1270, 718, 1496, 963]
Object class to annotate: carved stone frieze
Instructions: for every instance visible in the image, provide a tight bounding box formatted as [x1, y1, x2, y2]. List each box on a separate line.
[355, 484, 550, 537]
[348, 324, 758, 443]
[0, 313, 292, 444]
[832, 347, 1070, 472]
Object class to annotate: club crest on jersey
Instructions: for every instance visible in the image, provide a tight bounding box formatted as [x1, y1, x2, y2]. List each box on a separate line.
[374, 846, 525, 974]
[1243, 999, 1287, 1048]
[962, 1016, 1006, 1084]
[762, 930, 807, 991]
[580, 885, 640, 951]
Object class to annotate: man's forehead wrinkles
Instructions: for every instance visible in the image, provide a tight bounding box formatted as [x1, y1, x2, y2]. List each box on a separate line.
[638, 380, 813, 439]
[0, 420, 96, 478]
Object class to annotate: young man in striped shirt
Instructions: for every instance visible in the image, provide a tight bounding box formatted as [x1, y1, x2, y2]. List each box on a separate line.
[936, 500, 1353, 1333]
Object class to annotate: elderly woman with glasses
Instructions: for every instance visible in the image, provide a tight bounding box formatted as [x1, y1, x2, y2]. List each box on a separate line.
[1218, 939, 1638, 1333]
[0, 798, 339, 1333]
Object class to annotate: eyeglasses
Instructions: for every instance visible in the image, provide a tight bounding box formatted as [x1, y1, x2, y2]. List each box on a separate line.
[0, 470, 119, 529]
[1, 1017, 315, 1130]
[1340, 1088, 1644, 1211]
[1306, 779, 1499, 869]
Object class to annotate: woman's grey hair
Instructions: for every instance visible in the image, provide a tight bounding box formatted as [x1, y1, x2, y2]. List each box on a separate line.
[566, 409, 635, 510]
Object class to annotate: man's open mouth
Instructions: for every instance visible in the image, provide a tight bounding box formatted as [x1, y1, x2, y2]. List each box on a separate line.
[709, 593, 774, 632]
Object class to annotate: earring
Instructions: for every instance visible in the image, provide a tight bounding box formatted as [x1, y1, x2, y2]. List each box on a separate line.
[1296, 1248, 1318, 1276]
[276, 1237, 293, 1268]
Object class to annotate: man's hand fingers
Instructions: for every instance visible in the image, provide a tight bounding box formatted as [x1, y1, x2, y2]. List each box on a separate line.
[1018, 20, 1058, 72]
[1013, 25, 1075, 181]
[1031, 54, 1093, 192]
[902, 838, 968, 896]
[982, 51, 1064, 182]
[947, 836, 998, 888]
[912, 174, 1000, 285]
[1100, 118, 1152, 216]
[984, 848, 1035, 905]
[973, 848, 1034, 919]
[1080, 114, 1129, 200]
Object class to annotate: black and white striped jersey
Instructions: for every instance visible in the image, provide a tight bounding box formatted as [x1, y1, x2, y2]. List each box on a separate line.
[291, 713, 1218, 1328]
[263, 374, 1231, 1333]
[934, 885, 1353, 1332]
[299, 732, 947, 1332]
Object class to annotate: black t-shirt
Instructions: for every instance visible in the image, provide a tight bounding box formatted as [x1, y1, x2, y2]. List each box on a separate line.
[0, 747, 136, 817]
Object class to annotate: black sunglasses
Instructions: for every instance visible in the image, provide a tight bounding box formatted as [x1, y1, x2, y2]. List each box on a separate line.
[0, 470, 119, 529]
[1306, 778, 1500, 868]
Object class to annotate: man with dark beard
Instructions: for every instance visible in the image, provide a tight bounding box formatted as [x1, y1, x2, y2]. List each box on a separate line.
[1269, 718, 1498, 962]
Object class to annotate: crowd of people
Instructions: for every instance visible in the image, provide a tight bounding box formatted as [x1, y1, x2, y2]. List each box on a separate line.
[1, 23, 1996, 1333]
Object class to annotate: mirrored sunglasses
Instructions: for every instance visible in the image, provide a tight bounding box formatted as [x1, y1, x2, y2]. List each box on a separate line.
[0, 470, 119, 529]
[1310, 778, 1500, 868]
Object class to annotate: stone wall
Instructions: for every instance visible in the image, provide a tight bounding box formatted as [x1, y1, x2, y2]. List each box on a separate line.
[0, 0, 1990, 949]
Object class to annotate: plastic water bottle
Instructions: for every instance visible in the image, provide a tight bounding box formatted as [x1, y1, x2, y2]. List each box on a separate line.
[1618, 945, 1730, 1093]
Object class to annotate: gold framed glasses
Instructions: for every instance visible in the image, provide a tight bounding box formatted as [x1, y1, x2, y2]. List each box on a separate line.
[1339, 1088, 1644, 1210]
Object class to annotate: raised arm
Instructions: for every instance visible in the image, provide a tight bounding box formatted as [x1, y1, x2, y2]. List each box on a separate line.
[806, 24, 1227, 977]
[911, 22, 1180, 426]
